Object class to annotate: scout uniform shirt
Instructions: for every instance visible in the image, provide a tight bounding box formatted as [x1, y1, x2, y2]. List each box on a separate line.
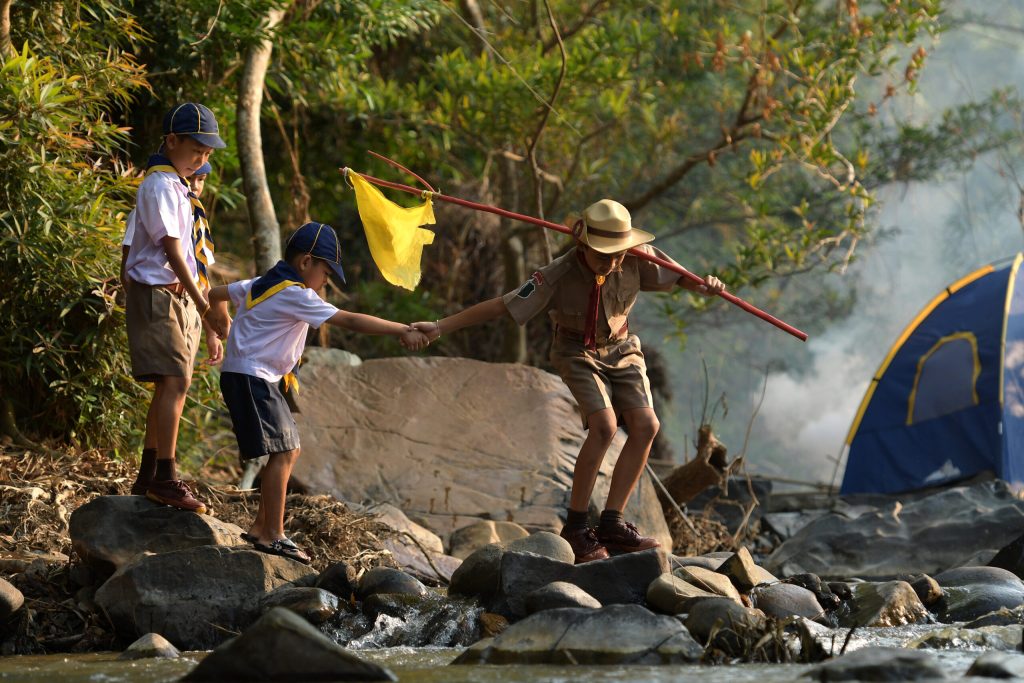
[501, 244, 684, 422]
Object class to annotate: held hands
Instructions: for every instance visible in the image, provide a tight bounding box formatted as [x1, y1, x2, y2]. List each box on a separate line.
[203, 300, 232, 339]
[399, 326, 430, 351]
[204, 332, 224, 366]
[696, 275, 726, 297]
[411, 321, 441, 342]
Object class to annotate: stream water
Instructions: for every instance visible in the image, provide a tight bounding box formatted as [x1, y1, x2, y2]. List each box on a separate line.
[0, 623, 1003, 682]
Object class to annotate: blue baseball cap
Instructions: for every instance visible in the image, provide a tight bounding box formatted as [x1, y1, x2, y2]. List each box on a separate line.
[192, 162, 212, 177]
[286, 222, 346, 285]
[163, 103, 227, 149]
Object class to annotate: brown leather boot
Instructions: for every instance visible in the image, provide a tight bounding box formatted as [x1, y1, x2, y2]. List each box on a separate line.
[559, 525, 610, 564]
[596, 519, 660, 553]
[146, 479, 208, 514]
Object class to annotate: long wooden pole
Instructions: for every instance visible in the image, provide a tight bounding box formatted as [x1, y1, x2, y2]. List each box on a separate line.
[340, 167, 808, 342]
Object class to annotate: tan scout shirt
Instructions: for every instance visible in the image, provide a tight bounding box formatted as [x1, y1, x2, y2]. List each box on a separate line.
[501, 245, 684, 343]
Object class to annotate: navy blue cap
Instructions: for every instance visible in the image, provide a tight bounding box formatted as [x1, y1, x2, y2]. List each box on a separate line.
[163, 103, 227, 149]
[286, 222, 346, 285]
[192, 162, 212, 177]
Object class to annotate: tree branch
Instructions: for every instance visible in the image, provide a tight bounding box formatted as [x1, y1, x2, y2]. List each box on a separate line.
[541, 0, 606, 54]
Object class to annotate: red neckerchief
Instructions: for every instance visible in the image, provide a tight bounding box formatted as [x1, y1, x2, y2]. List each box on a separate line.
[576, 249, 605, 351]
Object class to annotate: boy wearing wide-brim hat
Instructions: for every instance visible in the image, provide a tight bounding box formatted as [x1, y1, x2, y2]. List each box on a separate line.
[413, 199, 724, 563]
[123, 103, 230, 513]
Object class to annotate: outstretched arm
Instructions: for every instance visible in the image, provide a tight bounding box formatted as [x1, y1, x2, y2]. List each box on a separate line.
[327, 310, 429, 350]
[413, 296, 509, 342]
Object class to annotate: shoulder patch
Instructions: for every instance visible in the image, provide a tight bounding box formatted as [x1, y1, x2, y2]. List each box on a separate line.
[516, 272, 544, 299]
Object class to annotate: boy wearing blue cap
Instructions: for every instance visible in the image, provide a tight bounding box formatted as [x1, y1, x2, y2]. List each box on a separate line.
[208, 222, 428, 563]
[121, 161, 221, 497]
[124, 103, 230, 513]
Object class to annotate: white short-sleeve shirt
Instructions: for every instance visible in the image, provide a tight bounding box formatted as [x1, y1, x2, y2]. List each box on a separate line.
[122, 209, 136, 247]
[125, 170, 198, 285]
[221, 279, 339, 382]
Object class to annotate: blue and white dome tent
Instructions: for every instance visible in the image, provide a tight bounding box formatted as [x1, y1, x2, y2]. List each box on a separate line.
[841, 253, 1024, 494]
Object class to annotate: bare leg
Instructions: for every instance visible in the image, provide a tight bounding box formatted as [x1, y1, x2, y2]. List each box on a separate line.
[251, 448, 299, 543]
[604, 407, 660, 512]
[143, 390, 159, 449]
[568, 408, 618, 512]
[152, 375, 190, 467]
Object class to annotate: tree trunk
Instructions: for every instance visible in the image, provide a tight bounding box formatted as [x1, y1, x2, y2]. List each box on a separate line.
[237, 6, 287, 273]
[1, 0, 15, 60]
[499, 153, 528, 363]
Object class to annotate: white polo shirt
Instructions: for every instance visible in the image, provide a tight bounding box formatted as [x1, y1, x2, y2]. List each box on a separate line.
[125, 170, 198, 286]
[221, 279, 339, 382]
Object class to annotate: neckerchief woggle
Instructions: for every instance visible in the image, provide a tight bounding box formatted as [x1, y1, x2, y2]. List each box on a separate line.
[576, 248, 605, 352]
[246, 260, 307, 394]
[145, 154, 214, 289]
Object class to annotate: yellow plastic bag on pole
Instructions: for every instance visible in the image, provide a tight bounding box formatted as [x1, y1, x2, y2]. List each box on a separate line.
[350, 171, 435, 291]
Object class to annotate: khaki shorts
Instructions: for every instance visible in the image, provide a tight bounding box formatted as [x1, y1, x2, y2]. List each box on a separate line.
[126, 282, 201, 382]
[549, 333, 654, 428]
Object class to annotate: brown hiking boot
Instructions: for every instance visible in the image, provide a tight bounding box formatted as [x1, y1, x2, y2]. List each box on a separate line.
[130, 479, 150, 496]
[146, 479, 208, 514]
[596, 519, 660, 553]
[560, 525, 610, 564]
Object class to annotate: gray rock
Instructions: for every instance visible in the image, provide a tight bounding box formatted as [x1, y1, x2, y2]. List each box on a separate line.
[117, 633, 180, 660]
[902, 573, 942, 606]
[0, 578, 24, 621]
[966, 651, 1024, 679]
[95, 545, 315, 649]
[505, 531, 575, 564]
[182, 607, 396, 682]
[448, 543, 505, 599]
[803, 646, 946, 681]
[259, 586, 340, 624]
[768, 481, 1024, 579]
[670, 554, 726, 571]
[451, 604, 702, 665]
[909, 624, 1023, 651]
[751, 583, 826, 622]
[523, 581, 600, 614]
[716, 546, 777, 592]
[70, 495, 246, 577]
[449, 521, 529, 559]
[934, 566, 1024, 622]
[368, 502, 462, 583]
[646, 574, 719, 614]
[838, 581, 930, 628]
[357, 566, 427, 600]
[499, 548, 669, 618]
[673, 565, 742, 602]
[683, 597, 767, 656]
[290, 357, 671, 548]
[987, 529, 1024, 580]
[315, 561, 358, 601]
[965, 605, 1024, 628]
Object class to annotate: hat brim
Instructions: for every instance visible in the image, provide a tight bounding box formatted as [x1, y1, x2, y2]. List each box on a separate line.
[327, 261, 346, 287]
[188, 132, 227, 150]
[583, 227, 655, 254]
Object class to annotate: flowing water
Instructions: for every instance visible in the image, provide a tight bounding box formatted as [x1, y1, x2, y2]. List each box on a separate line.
[0, 623, 1003, 682]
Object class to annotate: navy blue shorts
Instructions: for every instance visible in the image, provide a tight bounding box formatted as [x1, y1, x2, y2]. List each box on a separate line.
[220, 372, 300, 460]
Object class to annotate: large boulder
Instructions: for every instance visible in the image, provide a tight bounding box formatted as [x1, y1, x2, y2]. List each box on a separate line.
[766, 481, 1024, 579]
[291, 357, 671, 547]
[182, 607, 395, 682]
[95, 545, 315, 650]
[70, 495, 246, 577]
[452, 604, 702, 665]
[363, 502, 462, 584]
[933, 566, 1024, 622]
[837, 581, 930, 628]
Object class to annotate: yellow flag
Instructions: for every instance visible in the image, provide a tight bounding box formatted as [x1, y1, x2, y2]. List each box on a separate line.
[350, 171, 436, 291]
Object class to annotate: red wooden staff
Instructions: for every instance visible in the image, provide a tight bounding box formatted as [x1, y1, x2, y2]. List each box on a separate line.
[340, 165, 808, 342]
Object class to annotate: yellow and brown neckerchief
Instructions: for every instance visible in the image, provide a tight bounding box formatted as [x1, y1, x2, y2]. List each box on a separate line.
[144, 154, 213, 288]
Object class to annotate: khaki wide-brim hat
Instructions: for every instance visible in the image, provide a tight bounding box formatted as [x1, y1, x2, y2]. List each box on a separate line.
[578, 199, 655, 254]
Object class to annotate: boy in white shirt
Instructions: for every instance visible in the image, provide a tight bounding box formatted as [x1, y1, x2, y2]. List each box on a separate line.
[210, 222, 427, 563]
[124, 103, 230, 513]
[121, 162, 221, 496]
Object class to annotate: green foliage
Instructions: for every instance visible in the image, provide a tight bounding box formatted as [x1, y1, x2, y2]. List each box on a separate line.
[0, 12, 144, 446]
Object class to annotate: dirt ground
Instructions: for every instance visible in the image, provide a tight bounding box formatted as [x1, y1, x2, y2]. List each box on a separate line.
[0, 446, 396, 654]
